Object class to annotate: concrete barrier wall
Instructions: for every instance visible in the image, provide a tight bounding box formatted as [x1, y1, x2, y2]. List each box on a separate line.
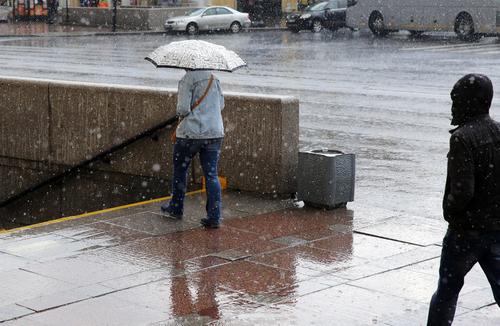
[0, 158, 60, 201]
[0, 76, 299, 201]
[64, 7, 196, 30]
[0, 78, 50, 161]
[146, 8, 194, 30]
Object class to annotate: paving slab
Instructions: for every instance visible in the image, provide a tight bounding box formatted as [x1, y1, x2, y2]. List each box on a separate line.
[23, 294, 167, 326]
[0, 304, 34, 322]
[20, 250, 152, 287]
[250, 244, 369, 277]
[16, 284, 113, 312]
[0, 268, 77, 307]
[330, 245, 441, 282]
[0, 22, 113, 37]
[454, 303, 500, 326]
[309, 232, 420, 260]
[0, 190, 498, 324]
[224, 207, 352, 240]
[0, 233, 110, 262]
[102, 226, 264, 268]
[457, 287, 498, 311]
[357, 214, 447, 246]
[0, 252, 30, 272]
[52, 221, 153, 244]
[105, 211, 199, 235]
[235, 284, 432, 326]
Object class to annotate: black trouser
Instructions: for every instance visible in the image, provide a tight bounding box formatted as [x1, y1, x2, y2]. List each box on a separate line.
[427, 228, 500, 325]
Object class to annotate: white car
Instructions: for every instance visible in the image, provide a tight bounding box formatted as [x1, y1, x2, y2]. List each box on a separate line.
[165, 7, 251, 35]
[0, 6, 11, 22]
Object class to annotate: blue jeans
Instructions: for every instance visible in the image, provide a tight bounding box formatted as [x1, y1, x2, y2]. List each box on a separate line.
[167, 138, 222, 221]
[427, 228, 500, 325]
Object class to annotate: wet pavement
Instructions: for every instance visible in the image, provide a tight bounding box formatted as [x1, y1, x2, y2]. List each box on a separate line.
[1, 191, 499, 325]
[1, 30, 500, 222]
[0, 21, 281, 37]
[1, 29, 500, 324]
[0, 22, 115, 37]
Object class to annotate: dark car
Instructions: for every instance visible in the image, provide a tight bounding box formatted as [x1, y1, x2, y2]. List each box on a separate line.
[286, 0, 353, 33]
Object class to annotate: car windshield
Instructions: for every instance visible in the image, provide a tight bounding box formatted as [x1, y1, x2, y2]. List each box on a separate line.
[307, 2, 328, 11]
[187, 8, 205, 16]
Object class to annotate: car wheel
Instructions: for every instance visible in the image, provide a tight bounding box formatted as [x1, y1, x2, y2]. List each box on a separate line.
[230, 21, 242, 33]
[186, 23, 198, 36]
[368, 11, 388, 36]
[455, 13, 478, 41]
[311, 19, 323, 33]
[289, 27, 300, 33]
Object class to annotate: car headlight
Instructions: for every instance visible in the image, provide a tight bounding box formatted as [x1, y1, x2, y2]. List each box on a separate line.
[300, 14, 311, 19]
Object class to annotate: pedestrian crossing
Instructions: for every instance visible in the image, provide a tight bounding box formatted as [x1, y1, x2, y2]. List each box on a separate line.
[401, 42, 500, 55]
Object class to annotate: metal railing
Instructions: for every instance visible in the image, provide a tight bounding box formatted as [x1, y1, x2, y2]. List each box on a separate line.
[0, 115, 178, 208]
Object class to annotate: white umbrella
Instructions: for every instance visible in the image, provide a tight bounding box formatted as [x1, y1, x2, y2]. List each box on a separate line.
[145, 40, 246, 72]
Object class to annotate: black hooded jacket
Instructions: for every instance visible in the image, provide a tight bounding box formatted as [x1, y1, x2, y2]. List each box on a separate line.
[443, 114, 500, 231]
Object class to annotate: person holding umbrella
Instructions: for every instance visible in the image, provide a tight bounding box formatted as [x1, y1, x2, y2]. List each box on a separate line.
[145, 41, 246, 229]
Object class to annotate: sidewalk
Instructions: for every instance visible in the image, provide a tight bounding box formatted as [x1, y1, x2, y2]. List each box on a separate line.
[0, 21, 284, 38]
[0, 21, 114, 37]
[0, 190, 498, 325]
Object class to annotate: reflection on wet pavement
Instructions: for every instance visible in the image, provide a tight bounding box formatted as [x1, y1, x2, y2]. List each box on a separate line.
[1, 191, 498, 325]
[2, 31, 498, 225]
[0, 22, 112, 37]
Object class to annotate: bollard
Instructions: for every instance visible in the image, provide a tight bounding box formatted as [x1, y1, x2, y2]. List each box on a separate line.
[298, 149, 355, 209]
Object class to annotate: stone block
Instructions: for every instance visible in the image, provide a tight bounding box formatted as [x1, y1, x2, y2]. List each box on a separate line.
[0, 77, 299, 209]
[90, 128, 174, 180]
[116, 8, 149, 30]
[220, 93, 299, 194]
[48, 81, 177, 166]
[66, 7, 198, 30]
[0, 77, 50, 161]
[147, 7, 195, 31]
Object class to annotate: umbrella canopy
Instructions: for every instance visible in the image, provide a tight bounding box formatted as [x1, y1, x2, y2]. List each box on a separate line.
[145, 40, 246, 72]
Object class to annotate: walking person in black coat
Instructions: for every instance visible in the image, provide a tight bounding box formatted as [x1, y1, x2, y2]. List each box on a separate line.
[47, 0, 58, 24]
[427, 74, 500, 325]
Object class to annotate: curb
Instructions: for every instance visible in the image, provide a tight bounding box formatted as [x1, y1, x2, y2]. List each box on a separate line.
[0, 27, 287, 38]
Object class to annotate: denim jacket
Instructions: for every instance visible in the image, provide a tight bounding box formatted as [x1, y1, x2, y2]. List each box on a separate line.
[176, 70, 225, 139]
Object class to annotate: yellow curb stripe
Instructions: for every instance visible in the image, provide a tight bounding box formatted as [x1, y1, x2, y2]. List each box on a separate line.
[0, 189, 207, 235]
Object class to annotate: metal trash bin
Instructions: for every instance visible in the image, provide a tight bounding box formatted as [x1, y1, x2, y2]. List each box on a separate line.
[298, 149, 355, 209]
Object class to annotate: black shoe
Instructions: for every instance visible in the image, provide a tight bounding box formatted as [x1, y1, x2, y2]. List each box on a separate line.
[201, 218, 220, 229]
[160, 205, 183, 220]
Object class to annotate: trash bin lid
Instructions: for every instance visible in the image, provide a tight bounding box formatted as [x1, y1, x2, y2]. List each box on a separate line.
[307, 149, 344, 157]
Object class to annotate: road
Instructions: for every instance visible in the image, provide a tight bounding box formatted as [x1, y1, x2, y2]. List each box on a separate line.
[1, 30, 500, 221]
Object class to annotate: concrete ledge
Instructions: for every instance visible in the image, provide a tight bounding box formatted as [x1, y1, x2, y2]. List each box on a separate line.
[0, 76, 299, 202]
[0, 78, 50, 161]
[64, 7, 197, 31]
[48, 80, 176, 165]
[0, 27, 287, 39]
[61, 7, 286, 32]
[221, 93, 298, 193]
